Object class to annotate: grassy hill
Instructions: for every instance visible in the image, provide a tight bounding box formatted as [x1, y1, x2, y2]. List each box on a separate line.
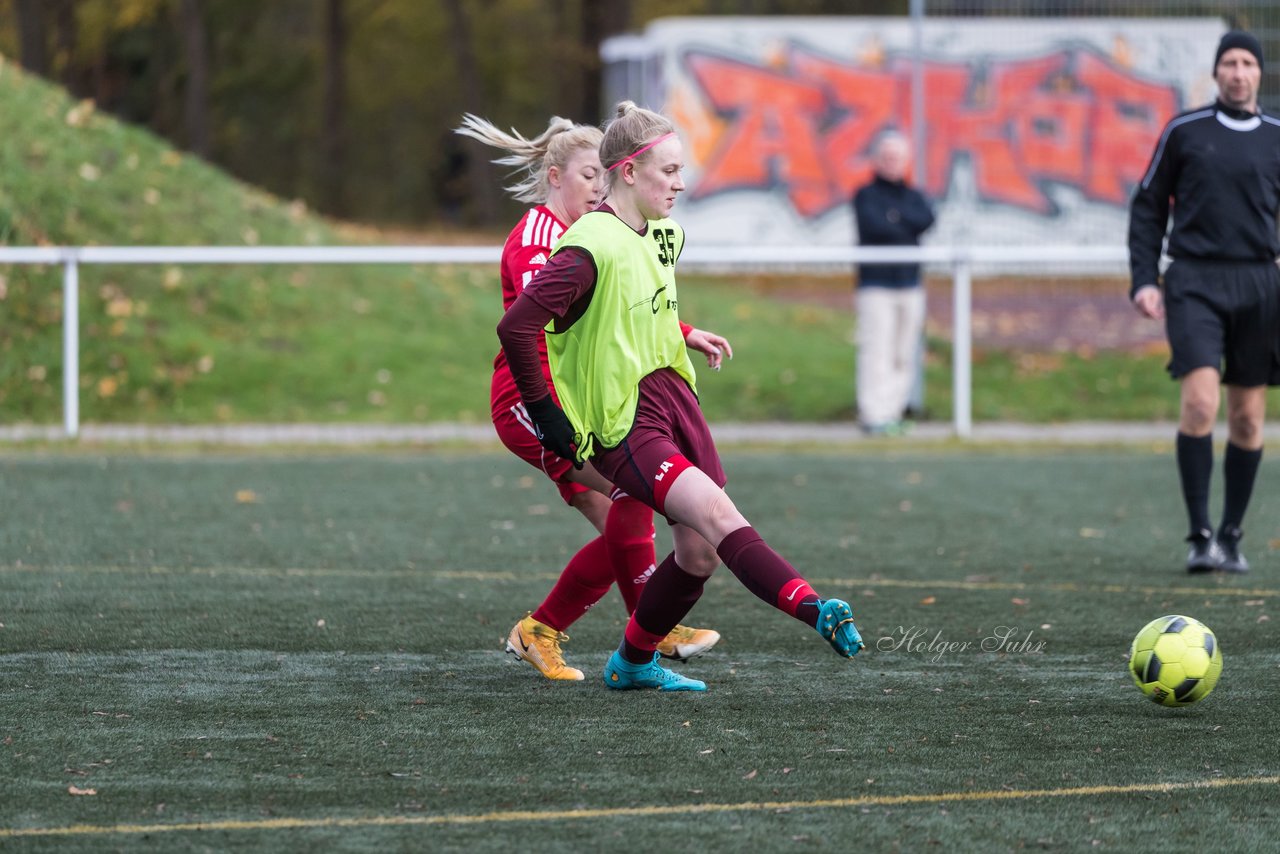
[0, 53, 513, 426]
[0, 54, 1187, 429]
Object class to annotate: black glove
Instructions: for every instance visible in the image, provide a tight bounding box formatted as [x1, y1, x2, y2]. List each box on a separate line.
[525, 395, 583, 469]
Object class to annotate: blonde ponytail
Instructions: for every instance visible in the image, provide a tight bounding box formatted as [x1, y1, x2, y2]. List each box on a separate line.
[455, 113, 603, 203]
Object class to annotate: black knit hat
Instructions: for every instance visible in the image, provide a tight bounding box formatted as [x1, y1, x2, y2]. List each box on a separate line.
[1215, 30, 1264, 72]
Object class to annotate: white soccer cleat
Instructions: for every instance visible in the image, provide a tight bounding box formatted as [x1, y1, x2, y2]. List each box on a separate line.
[656, 624, 721, 661]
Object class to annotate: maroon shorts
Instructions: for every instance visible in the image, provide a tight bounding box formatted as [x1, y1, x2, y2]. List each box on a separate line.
[491, 367, 590, 505]
[590, 369, 726, 519]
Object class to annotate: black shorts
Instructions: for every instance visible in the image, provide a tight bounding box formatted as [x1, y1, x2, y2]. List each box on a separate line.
[1163, 259, 1280, 387]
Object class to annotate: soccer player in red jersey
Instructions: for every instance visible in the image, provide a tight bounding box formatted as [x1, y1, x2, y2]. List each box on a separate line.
[456, 114, 728, 680]
[497, 103, 864, 692]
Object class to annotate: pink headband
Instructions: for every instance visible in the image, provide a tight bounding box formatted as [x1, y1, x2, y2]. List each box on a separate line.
[607, 132, 677, 171]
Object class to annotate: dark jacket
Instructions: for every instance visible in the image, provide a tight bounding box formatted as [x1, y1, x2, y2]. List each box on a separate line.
[1128, 100, 1280, 297]
[854, 175, 935, 288]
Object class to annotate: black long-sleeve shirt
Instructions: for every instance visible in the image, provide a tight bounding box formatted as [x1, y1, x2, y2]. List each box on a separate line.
[1128, 100, 1280, 297]
[853, 175, 935, 288]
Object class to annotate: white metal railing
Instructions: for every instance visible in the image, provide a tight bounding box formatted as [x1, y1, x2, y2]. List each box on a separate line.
[0, 244, 1131, 440]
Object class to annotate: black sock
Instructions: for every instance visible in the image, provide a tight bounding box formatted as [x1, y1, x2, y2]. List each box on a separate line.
[1221, 442, 1263, 533]
[1176, 432, 1213, 536]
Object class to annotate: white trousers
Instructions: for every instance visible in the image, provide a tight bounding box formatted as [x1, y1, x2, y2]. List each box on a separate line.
[855, 285, 926, 426]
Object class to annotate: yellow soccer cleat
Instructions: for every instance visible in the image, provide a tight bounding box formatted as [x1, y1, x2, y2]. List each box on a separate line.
[505, 614, 584, 681]
[656, 624, 721, 662]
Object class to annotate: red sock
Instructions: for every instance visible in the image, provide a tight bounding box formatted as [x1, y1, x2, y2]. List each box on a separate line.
[531, 536, 614, 632]
[604, 495, 657, 613]
[717, 526, 821, 628]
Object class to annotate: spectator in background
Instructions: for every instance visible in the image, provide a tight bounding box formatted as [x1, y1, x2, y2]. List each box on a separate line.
[853, 130, 935, 436]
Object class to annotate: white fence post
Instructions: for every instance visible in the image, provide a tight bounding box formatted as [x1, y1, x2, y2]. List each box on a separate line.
[952, 256, 972, 439]
[62, 256, 80, 439]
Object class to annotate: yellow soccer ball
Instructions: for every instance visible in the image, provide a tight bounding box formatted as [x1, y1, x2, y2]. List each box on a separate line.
[1128, 615, 1223, 707]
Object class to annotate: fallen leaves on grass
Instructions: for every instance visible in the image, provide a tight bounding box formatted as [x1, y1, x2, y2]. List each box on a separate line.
[65, 100, 96, 127]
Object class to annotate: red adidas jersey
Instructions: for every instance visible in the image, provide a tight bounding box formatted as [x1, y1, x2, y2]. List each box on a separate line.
[493, 205, 564, 376]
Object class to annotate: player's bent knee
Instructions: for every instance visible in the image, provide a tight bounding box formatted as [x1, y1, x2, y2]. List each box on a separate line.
[1180, 398, 1218, 433]
[679, 546, 720, 578]
[699, 489, 748, 542]
[672, 525, 720, 577]
[1227, 414, 1263, 446]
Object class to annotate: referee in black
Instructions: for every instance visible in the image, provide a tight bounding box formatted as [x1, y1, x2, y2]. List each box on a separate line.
[1129, 30, 1280, 574]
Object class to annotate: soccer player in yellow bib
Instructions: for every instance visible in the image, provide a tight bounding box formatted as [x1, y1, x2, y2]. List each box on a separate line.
[456, 113, 726, 681]
[498, 101, 865, 691]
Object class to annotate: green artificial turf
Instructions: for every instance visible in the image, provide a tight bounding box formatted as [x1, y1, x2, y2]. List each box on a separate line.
[1, 449, 1277, 851]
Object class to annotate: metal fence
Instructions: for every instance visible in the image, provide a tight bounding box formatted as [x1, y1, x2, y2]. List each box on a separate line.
[0, 244, 1129, 442]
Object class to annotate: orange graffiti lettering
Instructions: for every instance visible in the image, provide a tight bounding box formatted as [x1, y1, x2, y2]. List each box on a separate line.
[682, 45, 1180, 218]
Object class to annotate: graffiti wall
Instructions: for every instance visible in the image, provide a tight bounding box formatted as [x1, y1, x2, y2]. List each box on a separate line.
[605, 17, 1223, 248]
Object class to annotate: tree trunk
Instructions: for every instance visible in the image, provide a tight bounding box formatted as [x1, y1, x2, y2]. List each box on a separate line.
[442, 0, 496, 224]
[52, 0, 79, 89]
[321, 0, 348, 216]
[580, 0, 631, 123]
[15, 0, 49, 75]
[179, 0, 211, 158]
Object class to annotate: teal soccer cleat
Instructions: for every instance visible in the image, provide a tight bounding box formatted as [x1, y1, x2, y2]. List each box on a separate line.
[603, 651, 707, 692]
[816, 598, 864, 657]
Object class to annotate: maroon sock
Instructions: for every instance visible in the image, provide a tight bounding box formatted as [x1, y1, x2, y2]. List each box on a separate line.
[531, 536, 614, 632]
[621, 552, 706, 664]
[604, 495, 657, 613]
[717, 526, 821, 628]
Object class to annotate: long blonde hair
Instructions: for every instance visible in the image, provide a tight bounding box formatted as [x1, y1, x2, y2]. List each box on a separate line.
[600, 100, 676, 186]
[455, 114, 603, 204]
